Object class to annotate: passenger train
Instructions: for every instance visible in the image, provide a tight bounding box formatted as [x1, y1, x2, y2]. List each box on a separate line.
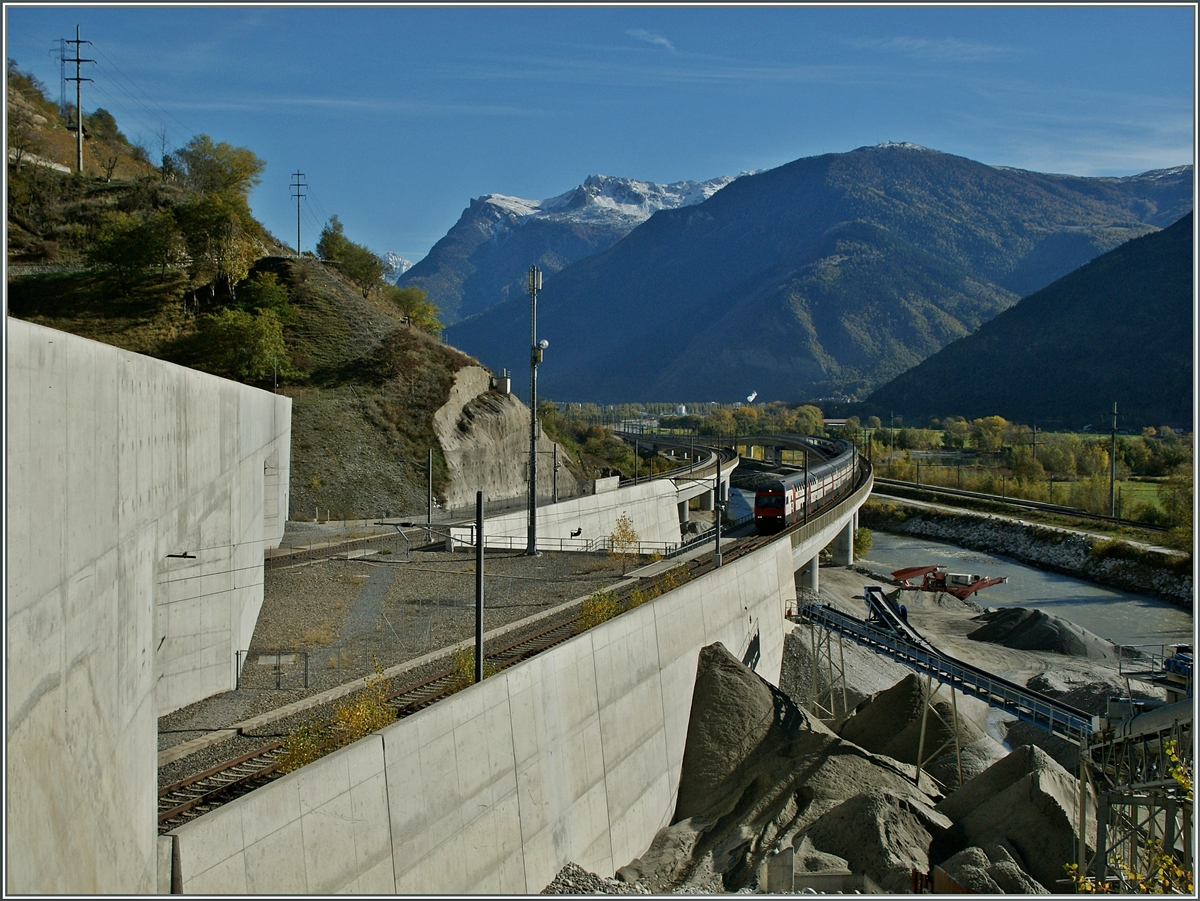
[752, 438, 858, 534]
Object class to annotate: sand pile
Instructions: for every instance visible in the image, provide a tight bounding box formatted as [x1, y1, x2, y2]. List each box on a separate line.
[967, 607, 1119, 661]
[835, 672, 1005, 788]
[939, 843, 1050, 894]
[622, 643, 945, 892]
[801, 787, 952, 892]
[935, 744, 1095, 891]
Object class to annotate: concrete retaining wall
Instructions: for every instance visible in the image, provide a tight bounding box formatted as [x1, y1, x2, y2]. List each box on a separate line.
[6, 318, 291, 893]
[170, 536, 801, 893]
[450, 478, 685, 549]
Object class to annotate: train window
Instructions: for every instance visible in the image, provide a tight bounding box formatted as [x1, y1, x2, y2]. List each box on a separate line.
[757, 495, 784, 508]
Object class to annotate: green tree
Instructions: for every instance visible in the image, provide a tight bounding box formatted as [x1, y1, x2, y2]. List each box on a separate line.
[200, 308, 295, 383]
[238, 271, 293, 318]
[315, 214, 351, 260]
[176, 193, 259, 300]
[142, 209, 186, 278]
[173, 134, 265, 197]
[86, 211, 156, 293]
[382, 284, 441, 335]
[84, 108, 127, 146]
[316, 215, 387, 297]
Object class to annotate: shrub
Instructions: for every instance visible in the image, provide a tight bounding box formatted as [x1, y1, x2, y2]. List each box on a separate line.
[580, 589, 620, 631]
[448, 646, 499, 691]
[854, 527, 873, 557]
[277, 660, 394, 773]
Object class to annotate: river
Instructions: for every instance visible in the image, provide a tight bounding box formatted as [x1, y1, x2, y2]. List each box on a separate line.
[858, 531, 1194, 649]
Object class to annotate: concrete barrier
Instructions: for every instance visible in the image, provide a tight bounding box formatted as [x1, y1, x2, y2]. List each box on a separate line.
[449, 478, 685, 549]
[170, 535, 802, 893]
[6, 319, 290, 893]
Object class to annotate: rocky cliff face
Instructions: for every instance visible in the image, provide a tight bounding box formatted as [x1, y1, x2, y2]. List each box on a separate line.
[433, 365, 579, 510]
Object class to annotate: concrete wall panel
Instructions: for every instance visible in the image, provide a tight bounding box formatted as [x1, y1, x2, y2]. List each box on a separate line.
[167, 533, 819, 893]
[452, 478, 685, 549]
[6, 318, 290, 894]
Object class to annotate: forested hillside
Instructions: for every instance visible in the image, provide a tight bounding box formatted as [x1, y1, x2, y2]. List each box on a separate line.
[445, 144, 1191, 404]
[6, 61, 474, 519]
[866, 212, 1194, 431]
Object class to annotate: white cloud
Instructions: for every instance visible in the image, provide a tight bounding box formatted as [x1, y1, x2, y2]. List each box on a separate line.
[849, 35, 1017, 63]
[627, 28, 676, 53]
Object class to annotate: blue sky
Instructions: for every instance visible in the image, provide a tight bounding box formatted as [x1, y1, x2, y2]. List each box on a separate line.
[5, 4, 1195, 264]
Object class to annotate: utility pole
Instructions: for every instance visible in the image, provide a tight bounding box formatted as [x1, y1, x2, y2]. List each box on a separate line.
[475, 491, 484, 683]
[290, 172, 307, 255]
[63, 26, 94, 173]
[1109, 402, 1118, 517]
[713, 452, 723, 568]
[526, 265, 544, 556]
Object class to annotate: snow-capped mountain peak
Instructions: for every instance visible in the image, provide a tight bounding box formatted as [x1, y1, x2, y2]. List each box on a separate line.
[475, 173, 736, 233]
[383, 252, 413, 282]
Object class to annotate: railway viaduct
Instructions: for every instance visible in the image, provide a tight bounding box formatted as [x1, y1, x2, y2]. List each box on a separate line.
[5, 319, 869, 893]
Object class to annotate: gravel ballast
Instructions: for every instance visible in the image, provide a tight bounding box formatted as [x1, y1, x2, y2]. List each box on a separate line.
[157, 522, 636, 788]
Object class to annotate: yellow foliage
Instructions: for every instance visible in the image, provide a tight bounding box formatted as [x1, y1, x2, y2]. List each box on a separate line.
[448, 645, 499, 691]
[277, 660, 395, 773]
[580, 589, 619, 631]
[608, 513, 640, 574]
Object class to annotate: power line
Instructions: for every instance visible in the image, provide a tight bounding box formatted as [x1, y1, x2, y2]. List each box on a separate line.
[91, 44, 190, 137]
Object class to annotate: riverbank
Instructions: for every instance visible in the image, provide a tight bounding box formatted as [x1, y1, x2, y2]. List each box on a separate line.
[861, 496, 1193, 608]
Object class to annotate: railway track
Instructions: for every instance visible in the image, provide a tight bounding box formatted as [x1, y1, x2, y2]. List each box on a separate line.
[157, 597, 617, 832]
[157, 467, 861, 833]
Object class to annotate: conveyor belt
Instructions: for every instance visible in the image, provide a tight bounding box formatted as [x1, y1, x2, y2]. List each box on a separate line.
[798, 601, 1093, 742]
[863, 585, 934, 651]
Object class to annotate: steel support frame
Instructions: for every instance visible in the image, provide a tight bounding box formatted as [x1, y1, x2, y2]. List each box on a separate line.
[913, 674, 964, 789]
[806, 622, 849, 723]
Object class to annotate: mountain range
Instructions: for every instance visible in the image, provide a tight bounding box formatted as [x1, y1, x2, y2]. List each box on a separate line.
[866, 211, 1194, 430]
[396, 173, 735, 323]
[442, 143, 1191, 405]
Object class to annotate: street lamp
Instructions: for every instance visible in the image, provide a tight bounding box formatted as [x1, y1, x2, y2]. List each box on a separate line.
[526, 265, 544, 556]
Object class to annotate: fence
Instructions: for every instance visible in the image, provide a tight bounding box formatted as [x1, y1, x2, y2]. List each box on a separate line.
[236, 649, 311, 690]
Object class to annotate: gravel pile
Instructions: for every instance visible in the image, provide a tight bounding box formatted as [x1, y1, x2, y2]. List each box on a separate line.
[967, 607, 1120, 661]
[542, 863, 650, 894]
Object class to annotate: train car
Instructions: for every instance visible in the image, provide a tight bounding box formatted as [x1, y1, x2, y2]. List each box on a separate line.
[753, 439, 857, 534]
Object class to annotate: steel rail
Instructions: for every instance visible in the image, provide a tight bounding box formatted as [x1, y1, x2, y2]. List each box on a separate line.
[158, 462, 869, 831]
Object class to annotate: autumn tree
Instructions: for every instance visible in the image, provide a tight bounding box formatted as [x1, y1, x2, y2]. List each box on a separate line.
[608, 513, 640, 575]
[317, 215, 387, 297]
[176, 193, 260, 300]
[173, 134, 265, 198]
[381, 284, 441, 335]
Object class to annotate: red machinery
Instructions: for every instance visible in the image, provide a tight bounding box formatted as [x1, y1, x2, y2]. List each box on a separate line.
[891, 565, 1006, 600]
